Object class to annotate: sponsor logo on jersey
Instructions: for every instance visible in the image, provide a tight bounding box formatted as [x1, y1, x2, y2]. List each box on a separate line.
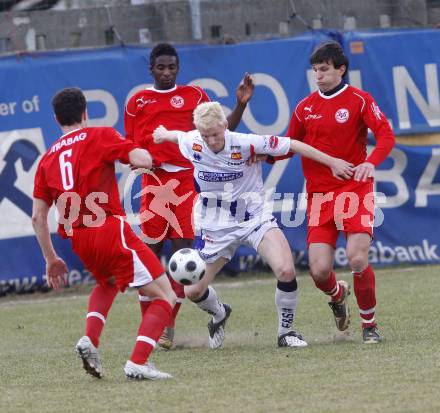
[227, 161, 246, 166]
[335, 108, 350, 123]
[192, 143, 202, 152]
[136, 96, 157, 108]
[231, 152, 242, 160]
[269, 135, 279, 149]
[305, 114, 323, 120]
[304, 105, 313, 112]
[51, 132, 87, 153]
[371, 102, 383, 120]
[198, 171, 243, 182]
[170, 95, 184, 108]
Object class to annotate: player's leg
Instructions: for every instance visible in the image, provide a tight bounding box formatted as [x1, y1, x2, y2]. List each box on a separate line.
[346, 232, 381, 343]
[71, 228, 120, 379]
[124, 273, 177, 380]
[309, 242, 351, 331]
[75, 279, 118, 378]
[185, 257, 231, 349]
[137, 171, 169, 332]
[155, 169, 197, 349]
[306, 193, 351, 330]
[156, 238, 193, 349]
[256, 226, 307, 347]
[103, 217, 176, 379]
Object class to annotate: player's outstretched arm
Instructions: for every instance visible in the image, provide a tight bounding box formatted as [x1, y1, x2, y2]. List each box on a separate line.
[227, 73, 255, 131]
[153, 125, 180, 144]
[289, 140, 355, 180]
[128, 148, 153, 169]
[32, 198, 68, 290]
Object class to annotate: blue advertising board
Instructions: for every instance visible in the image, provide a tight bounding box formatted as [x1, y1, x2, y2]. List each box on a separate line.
[0, 29, 439, 295]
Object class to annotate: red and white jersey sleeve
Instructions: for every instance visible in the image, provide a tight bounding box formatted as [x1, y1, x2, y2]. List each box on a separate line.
[361, 93, 395, 166]
[243, 134, 291, 157]
[33, 158, 53, 206]
[124, 85, 210, 168]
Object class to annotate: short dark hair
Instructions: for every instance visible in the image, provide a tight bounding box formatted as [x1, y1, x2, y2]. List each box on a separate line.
[150, 43, 179, 66]
[52, 87, 86, 126]
[310, 41, 349, 74]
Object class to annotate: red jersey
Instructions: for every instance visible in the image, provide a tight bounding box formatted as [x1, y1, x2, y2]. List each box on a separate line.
[33, 127, 135, 237]
[287, 85, 395, 193]
[124, 85, 210, 168]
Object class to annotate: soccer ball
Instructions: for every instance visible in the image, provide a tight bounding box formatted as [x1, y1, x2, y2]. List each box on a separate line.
[168, 248, 206, 286]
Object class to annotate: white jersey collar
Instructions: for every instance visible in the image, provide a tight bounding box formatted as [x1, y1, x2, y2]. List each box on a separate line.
[318, 84, 348, 99]
[147, 85, 178, 93]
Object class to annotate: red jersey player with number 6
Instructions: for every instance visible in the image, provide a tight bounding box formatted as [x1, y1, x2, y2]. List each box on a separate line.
[124, 43, 254, 349]
[286, 41, 395, 343]
[32, 88, 177, 380]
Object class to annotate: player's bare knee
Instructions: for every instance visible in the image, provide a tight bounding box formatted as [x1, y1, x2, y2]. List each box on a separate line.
[185, 283, 205, 302]
[309, 262, 332, 282]
[275, 263, 295, 282]
[348, 254, 368, 273]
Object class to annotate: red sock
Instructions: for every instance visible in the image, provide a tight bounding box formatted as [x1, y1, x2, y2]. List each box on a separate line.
[138, 291, 151, 317]
[167, 275, 185, 328]
[313, 271, 343, 302]
[85, 283, 118, 347]
[353, 265, 376, 328]
[168, 302, 182, 328]
[130, 299, 172, 365]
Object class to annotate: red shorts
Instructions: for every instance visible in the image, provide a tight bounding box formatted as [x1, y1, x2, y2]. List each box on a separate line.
[71, 216, 164, 291]
[306, 180, 374, 248]
[139, 168, 197, 242]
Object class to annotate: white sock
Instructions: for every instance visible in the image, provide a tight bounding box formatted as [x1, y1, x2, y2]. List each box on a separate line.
[194, 286, 226, 323]
[275, 287, 298, 336]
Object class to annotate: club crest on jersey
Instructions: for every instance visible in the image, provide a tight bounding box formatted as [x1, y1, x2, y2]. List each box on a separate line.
[335, 108, 349, 123]
[193, 153, 202, 161]
[170, 95, 184, 108]
[269, 135, 279, 149]
[192, 143, 202, 152]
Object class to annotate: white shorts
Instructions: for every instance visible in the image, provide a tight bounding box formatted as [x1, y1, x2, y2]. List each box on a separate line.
[197, 216, 279, 263]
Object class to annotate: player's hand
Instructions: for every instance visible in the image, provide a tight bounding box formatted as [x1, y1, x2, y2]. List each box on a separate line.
[246, 154, 268, 165]
[152, 125, 168, 143]
[354, 162, 375, 181]
[46, 257, 68, 290]
[236, 73, 255, 105]
[330, 158, 355, 180]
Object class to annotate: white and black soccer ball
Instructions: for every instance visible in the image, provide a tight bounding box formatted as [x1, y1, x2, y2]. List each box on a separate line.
[168, 248, 206, 286]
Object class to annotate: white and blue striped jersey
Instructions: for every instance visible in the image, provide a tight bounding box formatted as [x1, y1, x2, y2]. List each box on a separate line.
[177, 129, 291, 230]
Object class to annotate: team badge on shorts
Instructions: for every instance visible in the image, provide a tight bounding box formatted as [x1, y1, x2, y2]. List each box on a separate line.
[335, 108, 349, 123]
[170, 95, 184, 108]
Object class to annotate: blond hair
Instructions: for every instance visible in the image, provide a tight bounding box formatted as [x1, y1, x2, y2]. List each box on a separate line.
[193, 102, 227, 131]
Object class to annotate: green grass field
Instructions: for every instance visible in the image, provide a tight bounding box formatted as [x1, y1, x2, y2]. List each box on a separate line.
[1, 265, 440, 413]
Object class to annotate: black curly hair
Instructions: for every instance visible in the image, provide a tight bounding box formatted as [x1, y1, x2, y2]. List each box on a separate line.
[52, 87, 86, 126]
[150, 43, 179, 67]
